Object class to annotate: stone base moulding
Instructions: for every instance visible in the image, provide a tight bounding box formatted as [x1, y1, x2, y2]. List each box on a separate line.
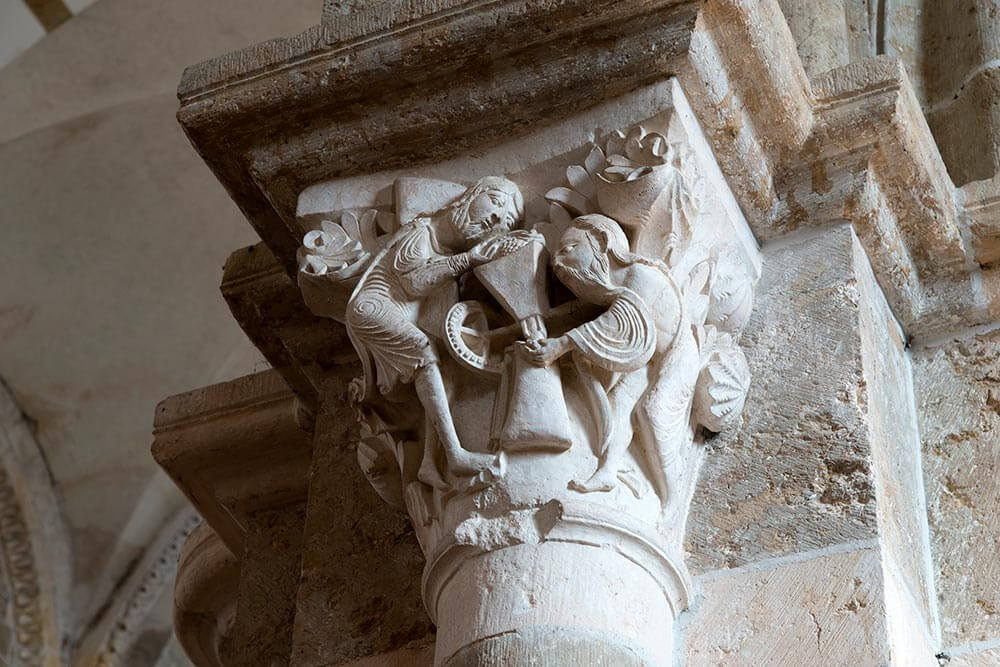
[425, 501, 691, 666]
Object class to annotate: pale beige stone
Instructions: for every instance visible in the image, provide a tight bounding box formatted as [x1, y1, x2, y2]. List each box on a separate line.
[913, 329, 1000, 647]
[688, 223, 937, 651]
[855, 226, 938, 644]
[148, 1, 1000, 665]
[0, 0, 319, 145]
[688, 226, 876, 571]
[946, 646, 1000, 666]
[0, 93, 261, 628]
[961, 174, 1000, 267]
[777, 0, 851, 76]
[684, 546, 891, 665]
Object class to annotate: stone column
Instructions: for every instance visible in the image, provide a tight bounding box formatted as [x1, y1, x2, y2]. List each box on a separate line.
[155, 2, 1000, 665]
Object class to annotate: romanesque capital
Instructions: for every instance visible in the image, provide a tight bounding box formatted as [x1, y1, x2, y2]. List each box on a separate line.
[296, 116, 758, 665]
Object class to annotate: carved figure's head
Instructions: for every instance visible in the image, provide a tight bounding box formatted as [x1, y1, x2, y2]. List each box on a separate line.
[448, 177, 524, 245]
[553, 214, 632, 301]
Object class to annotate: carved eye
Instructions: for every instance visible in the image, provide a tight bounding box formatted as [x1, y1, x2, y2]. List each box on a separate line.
[488, 194, 502, 206]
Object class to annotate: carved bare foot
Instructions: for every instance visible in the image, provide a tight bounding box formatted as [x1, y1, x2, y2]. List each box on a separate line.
[447, 449, 505, 479]
[568, 467, 618, 494]
[418, 456, 449, 490]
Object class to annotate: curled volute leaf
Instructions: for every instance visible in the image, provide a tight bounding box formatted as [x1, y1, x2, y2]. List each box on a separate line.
[297, 213, 375, 280]
[296, 210, 384, 324]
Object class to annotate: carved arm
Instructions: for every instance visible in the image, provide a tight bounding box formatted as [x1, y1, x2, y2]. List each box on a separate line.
[399, 252, 481, 297]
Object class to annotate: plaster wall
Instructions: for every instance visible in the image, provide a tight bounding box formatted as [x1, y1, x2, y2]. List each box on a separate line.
[0, 0, 316, 663]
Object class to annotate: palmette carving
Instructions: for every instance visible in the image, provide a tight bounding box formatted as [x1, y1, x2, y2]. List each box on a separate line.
[297, 117, 756, 581]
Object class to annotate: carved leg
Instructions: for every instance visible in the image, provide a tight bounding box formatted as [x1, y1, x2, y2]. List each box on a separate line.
[416, 419, 448, 490]
[413, 364, 500, 480]
[570, 370, 648, 493]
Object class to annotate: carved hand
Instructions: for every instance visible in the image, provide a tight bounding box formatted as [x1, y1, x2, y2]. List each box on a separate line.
[471, 230, 543, 264]
[525, 335, 573, 367]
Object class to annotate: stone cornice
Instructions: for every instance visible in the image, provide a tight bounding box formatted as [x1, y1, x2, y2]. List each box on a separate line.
[177, 0, 997, 372]
[220, 244, 354, 412]
[177, 0, 700, 271]
[677, 3, 989, 340]
[152, 369, 313, 555]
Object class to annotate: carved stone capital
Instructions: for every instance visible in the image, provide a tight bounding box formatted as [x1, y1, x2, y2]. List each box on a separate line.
[294, 86, 759, 664]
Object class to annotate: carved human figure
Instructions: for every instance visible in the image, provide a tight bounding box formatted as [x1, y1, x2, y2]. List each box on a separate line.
[346, 177, 530, 486]
[528, 214, 700, 501]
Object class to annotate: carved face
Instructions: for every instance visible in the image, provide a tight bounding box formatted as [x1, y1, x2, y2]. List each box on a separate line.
[458, 189, 517, 242]
[553, 227, 613, 300]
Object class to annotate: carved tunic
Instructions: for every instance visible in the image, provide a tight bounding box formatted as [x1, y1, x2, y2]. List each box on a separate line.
[347, 219, 460, 395]
[568, 264, 681, 373]
[566, 289, 657, 373]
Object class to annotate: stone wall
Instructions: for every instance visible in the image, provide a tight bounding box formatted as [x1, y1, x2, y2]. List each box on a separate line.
[914, 328, 1000, 663]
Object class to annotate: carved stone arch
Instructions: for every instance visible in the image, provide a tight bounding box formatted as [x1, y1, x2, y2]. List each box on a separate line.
[89, 508, 202, 667]
[0, 382, 73, 667]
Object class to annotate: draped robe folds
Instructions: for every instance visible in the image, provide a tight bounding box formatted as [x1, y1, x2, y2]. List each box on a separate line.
[346, 218, 459, 399]
[566, 288, 657, 374]
[566, 264, 692, 505]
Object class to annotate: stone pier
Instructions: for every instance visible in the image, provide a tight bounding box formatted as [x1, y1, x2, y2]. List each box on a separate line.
[153, 1, 1000, 665]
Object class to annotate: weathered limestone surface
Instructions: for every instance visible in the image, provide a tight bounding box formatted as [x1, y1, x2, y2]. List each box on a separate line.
[921, 1, 1000, 186]
[962, 175, 1000, 269]
[776, 0, 852, 76]
[684, 546, 890, 665]
[914, 329, 1000, 648]
[290, 374, 432, 666]
[339, 644, 435, 667]
[688, 226, 875, 571]
[855, 227, 939, 649]
[774, 0, 877, 77]
[687, 223, 937, 660]
[221, 506, 305, 666]
[946, 646, 1000, 666]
